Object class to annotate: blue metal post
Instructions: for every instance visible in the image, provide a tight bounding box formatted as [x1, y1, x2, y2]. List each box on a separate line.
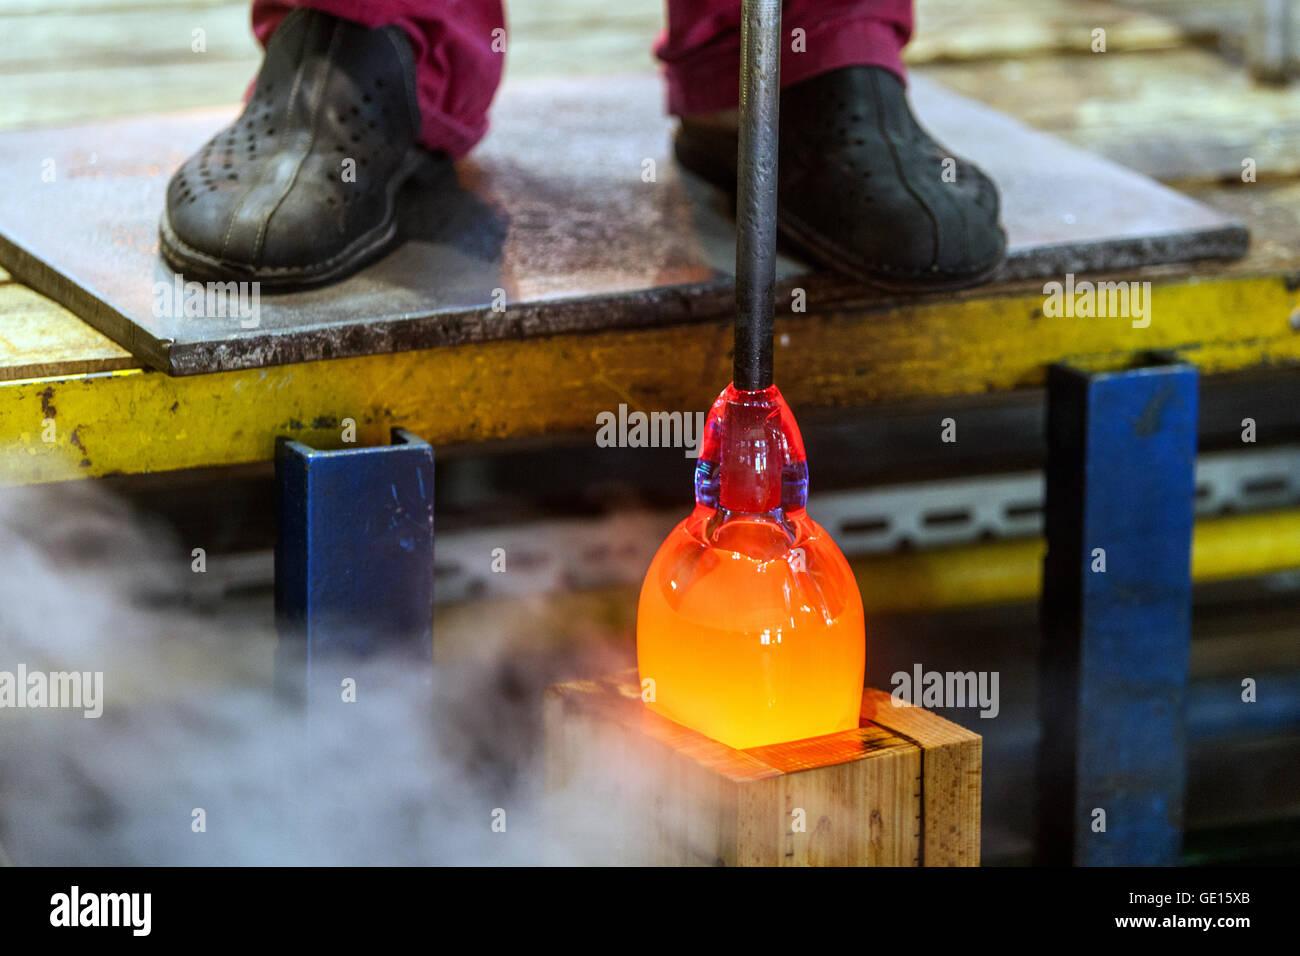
[1038, 360, 1198, 866]
[274, 428, 435, 707]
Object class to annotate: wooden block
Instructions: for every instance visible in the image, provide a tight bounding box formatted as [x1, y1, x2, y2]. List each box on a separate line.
[543, 673, 981, 866]
[861, 684, 984, 866]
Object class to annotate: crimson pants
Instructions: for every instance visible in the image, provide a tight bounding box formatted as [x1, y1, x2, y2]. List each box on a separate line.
[250, 0, 913, 158]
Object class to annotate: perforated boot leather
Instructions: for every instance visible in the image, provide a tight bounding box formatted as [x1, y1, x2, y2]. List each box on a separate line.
[675, 66, 1007, 291]
[159, 9, 436, 288]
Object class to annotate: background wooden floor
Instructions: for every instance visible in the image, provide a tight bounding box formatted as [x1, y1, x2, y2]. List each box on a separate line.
[2, 0, 1297, 188]
[5, 0, 1300, 383]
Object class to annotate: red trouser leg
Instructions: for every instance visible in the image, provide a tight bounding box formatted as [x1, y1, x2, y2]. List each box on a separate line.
[250, 1, 913, 152]
[656, 0, 914, 115]
[250, 0, 505, 158]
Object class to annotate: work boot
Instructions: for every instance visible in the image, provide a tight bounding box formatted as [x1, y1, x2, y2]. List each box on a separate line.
[675, 66, 1007, 291]
[160, 9, 439, 289]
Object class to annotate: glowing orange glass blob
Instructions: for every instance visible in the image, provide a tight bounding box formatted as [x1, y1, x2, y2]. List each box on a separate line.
[636, 383, 865, 750]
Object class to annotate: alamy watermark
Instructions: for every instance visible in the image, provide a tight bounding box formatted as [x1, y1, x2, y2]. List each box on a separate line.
[595, 404, 707, 459]
[0, 664, 103, 718]
[153, 274, 260, 328]
[1043, 273, 1151, 328]
[50, 886, 150, 936]
[891, 664, 999, 718]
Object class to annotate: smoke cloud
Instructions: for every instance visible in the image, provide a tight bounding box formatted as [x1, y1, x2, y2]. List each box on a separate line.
[0, 481, 641, 865]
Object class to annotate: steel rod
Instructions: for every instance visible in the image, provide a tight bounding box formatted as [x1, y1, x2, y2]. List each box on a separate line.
[733, 0, 782, 391]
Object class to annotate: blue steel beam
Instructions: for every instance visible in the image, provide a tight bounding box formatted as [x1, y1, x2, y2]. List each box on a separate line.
[274, 428, 435, 707]
[1039, 360, 1199, 866]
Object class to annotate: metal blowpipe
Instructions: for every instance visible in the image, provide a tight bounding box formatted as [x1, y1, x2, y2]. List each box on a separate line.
[732, 0, 782, 391]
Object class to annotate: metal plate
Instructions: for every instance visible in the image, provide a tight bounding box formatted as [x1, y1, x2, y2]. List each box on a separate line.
[0, 75, 1248, 375]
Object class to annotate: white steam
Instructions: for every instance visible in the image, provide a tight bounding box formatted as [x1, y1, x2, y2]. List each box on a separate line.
[0, 481, 644, 865]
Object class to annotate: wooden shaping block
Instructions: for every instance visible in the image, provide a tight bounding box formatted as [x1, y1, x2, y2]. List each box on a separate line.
[543, 672, 981, 866]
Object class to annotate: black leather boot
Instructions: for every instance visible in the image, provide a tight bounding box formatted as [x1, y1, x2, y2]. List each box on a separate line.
[160, 9, 439, 288]
[675, 66, 1007, 291]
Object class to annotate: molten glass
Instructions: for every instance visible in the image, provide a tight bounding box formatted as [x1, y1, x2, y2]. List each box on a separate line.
[637, 383, 865, 750]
